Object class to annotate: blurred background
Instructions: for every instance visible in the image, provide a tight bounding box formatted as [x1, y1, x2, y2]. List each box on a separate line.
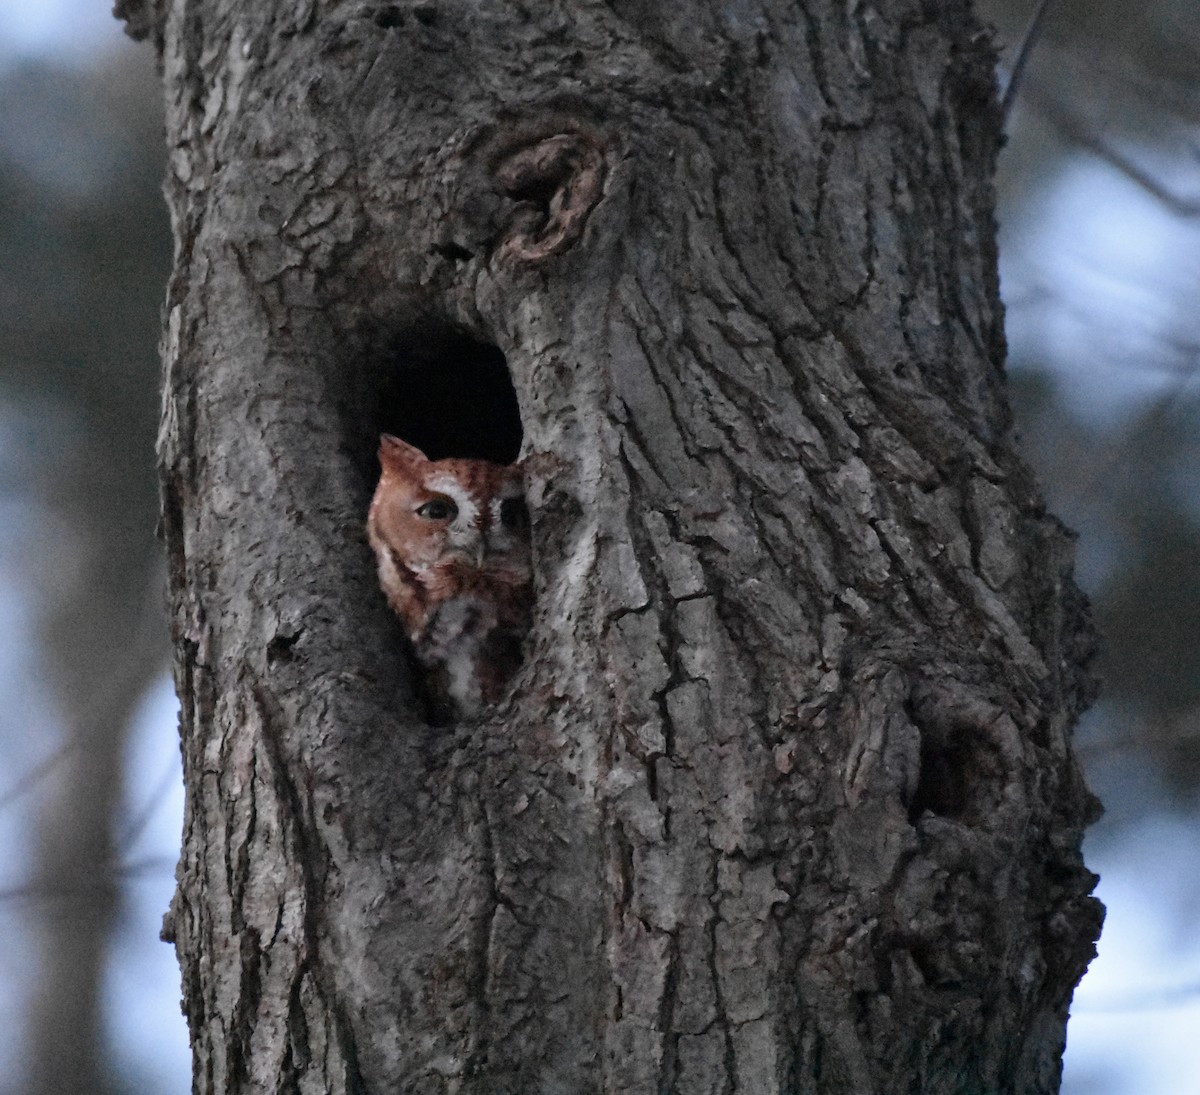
[0, 1, 1196, 1092]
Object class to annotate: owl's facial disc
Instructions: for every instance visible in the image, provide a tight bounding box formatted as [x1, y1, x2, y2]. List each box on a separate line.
[413, 476, 480, 566]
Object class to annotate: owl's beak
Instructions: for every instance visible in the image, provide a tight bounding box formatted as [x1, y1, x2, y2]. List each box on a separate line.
[446, 537, 485, 568]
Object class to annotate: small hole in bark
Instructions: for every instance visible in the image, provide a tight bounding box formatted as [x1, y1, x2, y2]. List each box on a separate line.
[376, 330, 522, 464]
[506, 176, 561, 208]
[906, 716, 1003, 827]
[433, 240, 473, 263]
[374, 5, 404, 28]
[413, 4, 438, 26]
[908, 737, 971, 823]
[267, 628, 302, 664]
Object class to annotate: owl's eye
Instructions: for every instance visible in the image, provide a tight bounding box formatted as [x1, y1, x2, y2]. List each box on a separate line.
[499, 497, 529, 530]
[416, 497, 457, 521]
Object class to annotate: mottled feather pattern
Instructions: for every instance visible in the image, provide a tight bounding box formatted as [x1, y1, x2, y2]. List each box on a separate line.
[367, 434, 532, 716]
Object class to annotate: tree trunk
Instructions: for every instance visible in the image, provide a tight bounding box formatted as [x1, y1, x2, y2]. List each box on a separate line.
[125, 0, 1101, 1090]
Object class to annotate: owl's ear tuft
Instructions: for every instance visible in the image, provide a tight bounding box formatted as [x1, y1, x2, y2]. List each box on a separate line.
[379, 434, 429, 468]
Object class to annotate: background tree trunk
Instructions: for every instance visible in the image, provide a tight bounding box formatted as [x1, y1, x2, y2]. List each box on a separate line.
[27, 566, 163, 1095]
[6, 54, 169, 1093]
[125, 0, 1102, 1090]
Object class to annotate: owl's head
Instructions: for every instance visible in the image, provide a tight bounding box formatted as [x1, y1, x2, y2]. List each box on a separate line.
[368, 434, 530, 580]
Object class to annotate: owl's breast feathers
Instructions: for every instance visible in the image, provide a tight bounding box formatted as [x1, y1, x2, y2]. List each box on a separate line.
[380, 543, 530, 640]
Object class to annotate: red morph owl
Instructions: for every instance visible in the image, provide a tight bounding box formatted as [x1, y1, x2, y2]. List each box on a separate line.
[367, 434, 533, 716]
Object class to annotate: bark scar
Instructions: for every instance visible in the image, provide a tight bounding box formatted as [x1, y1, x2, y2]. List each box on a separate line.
[493, 133, 605, 263]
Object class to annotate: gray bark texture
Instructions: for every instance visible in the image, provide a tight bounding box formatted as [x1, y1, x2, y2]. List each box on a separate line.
[126, 0, 1102, 1091]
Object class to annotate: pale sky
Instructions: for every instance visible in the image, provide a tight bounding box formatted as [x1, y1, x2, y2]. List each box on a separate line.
[0, 0, 129, 66]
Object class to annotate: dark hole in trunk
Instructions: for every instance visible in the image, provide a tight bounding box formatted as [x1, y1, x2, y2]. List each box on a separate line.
[377, 332, 522, 465]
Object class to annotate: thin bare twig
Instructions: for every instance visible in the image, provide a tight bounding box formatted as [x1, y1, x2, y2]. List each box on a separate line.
[117, 751, 180, 854]
[0, 741, 78, 813]
[1029, 87, 1200, 215]
[0, 855, 176, 904]
[1078, 707, 1200, 759]
[1001, 0, 1057, 122]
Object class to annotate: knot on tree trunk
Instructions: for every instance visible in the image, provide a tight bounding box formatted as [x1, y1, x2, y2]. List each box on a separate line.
[492, 131, 606, 263]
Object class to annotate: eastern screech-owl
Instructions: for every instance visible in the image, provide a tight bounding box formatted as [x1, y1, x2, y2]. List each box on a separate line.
[367, 434, 533, 717]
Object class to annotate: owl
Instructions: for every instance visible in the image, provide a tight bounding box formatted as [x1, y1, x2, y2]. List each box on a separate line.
[367, 434, 533, 717]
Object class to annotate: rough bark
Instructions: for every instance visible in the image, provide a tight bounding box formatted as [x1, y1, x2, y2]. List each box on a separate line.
[128, 0, 1101, 1091]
